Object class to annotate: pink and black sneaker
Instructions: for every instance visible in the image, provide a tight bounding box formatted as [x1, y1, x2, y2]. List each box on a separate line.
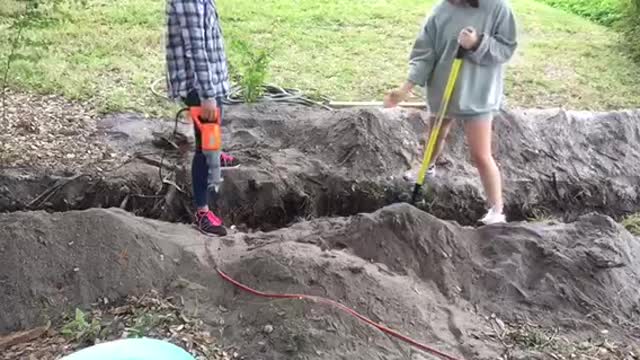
[220, 152, 240, 169]
[194, 209, 227, 236]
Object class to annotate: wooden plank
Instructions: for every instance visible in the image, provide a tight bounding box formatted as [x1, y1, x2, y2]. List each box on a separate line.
[328, 101, 426, 109]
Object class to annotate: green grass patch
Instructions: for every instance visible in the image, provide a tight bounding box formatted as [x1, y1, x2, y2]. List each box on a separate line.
[622, 213, 640, 236]
[536, 0, 623, 26]
[1, 0, 640, 116]
[618, 0, 640, 62]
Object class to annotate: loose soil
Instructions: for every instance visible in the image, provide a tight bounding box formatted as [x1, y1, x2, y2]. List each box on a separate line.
[2, 101, 640, 230]
[1, 92, 640, 359]
[1, 291, 233, 360]
[1, 206, 639, 359]
[0, 90, 117, 172]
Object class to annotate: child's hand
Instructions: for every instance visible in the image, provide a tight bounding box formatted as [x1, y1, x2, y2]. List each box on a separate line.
[384, 82, 414, 108]
[384, 89, 406, 108]
[201, 98, 218, 123]
[458, 27, 480, 50]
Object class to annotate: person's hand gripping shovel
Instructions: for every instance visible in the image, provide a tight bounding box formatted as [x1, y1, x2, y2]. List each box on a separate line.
[410, 45, 467, 205]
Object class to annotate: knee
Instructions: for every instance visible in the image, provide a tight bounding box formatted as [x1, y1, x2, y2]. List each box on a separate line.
[439, 118, 454, 134]
[470, 151, 495, 169]
[438, 126, 452, 141]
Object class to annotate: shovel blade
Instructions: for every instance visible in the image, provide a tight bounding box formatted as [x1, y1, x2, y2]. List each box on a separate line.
[410, 183, 423, 205]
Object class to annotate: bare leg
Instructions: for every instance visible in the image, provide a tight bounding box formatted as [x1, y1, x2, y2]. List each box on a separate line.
[425, 116, 455, 167]
[463, 117, 503, 211]
[404, 117, 455, 182]
[429, 118, 453, 166]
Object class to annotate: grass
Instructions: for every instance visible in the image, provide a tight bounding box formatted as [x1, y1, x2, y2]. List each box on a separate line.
[536, 0, 623, 26]
[622, 213, 640, 235]
[527, 208, 557, 223]
[1, 0, 640, 116]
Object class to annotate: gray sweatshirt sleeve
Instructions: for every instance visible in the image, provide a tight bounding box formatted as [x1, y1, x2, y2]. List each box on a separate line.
[467, 2, 518, 66]
[407, 15, 438, 86]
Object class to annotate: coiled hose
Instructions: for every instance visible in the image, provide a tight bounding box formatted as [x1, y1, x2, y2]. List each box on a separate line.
[150, 77, 333, 110]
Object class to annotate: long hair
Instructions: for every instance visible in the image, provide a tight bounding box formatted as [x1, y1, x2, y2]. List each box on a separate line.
[450, 0, 479, 7]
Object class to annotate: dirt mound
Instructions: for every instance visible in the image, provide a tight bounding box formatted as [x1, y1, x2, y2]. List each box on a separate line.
[422, 108, 640, 222]
[3, 205, 638, 359]
[0, 106, 422, 230]
[0, 208, 201, 333]
[212, 105, 640, 225]
[3, 93, 639, 359]
[320, 205, 640, 325]
[293, 108, 416, 178]
[206, 204, 640, 359]
[2, 105, 640, 230]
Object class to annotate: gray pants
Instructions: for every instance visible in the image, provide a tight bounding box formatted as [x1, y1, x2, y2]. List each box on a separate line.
[204, 150, 222, 191]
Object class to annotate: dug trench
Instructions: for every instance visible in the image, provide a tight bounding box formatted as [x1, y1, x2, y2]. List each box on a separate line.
[2, 105, 640, 229]
[1, 105, 640, 359]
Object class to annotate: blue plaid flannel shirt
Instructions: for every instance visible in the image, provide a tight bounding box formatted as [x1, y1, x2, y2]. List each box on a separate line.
[165, 0, 230, 101]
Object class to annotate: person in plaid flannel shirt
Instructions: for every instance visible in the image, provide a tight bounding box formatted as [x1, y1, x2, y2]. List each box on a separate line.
[166, 0, 239, 236]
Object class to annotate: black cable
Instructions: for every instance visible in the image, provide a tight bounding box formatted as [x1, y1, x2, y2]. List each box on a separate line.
[158, 107, 188, 186]
[150, 77, 333, 110]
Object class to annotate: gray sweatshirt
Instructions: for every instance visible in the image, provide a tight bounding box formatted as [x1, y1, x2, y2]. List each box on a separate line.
[407, 0, 518, 118]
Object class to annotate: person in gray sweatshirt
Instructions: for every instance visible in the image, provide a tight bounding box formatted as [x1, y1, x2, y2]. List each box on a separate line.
[384, 0, 518, 225]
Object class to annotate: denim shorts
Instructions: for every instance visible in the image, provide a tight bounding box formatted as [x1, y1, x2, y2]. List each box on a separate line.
[453, 112, 494, 121]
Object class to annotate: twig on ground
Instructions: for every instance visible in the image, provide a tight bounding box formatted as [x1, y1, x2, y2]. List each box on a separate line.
[119, 195, 129, 209]
[27, 174, 88, 209]
[539, 327, 559, 349]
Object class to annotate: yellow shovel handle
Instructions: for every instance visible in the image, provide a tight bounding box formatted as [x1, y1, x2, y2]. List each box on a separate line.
[415, 54, 464, 187]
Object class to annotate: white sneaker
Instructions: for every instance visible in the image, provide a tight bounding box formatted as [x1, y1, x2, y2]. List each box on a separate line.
[479, 207, 506, 225]
[403, 165, 436, 182]
[427, 164, 436, 177]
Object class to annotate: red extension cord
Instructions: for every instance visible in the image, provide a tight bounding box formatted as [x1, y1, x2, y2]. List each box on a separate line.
[216, 269, 464, 360]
